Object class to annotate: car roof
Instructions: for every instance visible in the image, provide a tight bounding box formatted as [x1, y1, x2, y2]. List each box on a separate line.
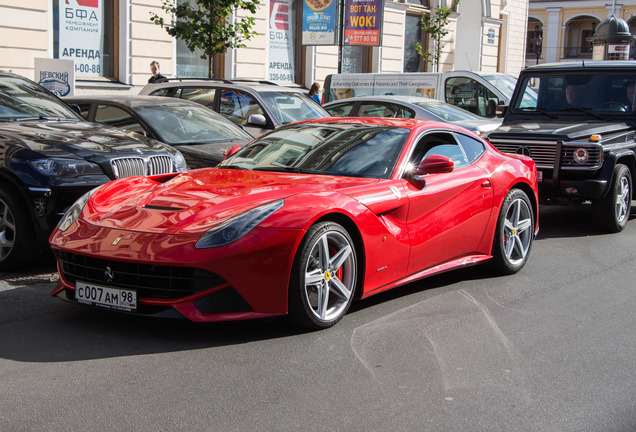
[141, 79, 307, 94]
[65, 95, 211, 109]
[294, 116, 471, 132]
[522, 60, 636, 72]
[324, 95, 446, 106]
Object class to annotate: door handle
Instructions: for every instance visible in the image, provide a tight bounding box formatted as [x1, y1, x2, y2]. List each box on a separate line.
[481, 179, 492, 188]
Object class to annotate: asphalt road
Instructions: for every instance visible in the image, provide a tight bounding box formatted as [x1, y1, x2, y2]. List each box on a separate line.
[1, 205, 635, 432]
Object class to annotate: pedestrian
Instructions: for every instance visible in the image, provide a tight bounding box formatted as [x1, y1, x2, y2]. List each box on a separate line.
[148, 61, 167, 84]
[308, 82, 321, 104]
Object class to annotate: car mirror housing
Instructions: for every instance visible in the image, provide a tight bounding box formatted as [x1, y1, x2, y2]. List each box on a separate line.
[416, 154, 454, 176]
[247, 114, 267, 127]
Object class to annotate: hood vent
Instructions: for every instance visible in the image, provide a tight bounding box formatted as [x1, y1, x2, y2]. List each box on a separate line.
[143, 205, 186, 211]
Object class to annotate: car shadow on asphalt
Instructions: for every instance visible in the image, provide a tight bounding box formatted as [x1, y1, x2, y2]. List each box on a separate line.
[0, 204, 633, 363]
[535, 203, 636, 240]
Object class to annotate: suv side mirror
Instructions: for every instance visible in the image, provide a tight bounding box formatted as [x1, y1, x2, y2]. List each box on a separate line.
[496, 104, 508, 118]
[247, 114, 267, 127]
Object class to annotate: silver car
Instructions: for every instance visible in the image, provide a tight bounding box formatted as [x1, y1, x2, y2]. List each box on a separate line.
[324, 95, 501, 136]
[139, 79, 329, 138]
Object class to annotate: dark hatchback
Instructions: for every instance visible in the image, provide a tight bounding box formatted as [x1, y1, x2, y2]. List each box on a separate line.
[0, 73, 187, 270]
[65, 95, 253, 169]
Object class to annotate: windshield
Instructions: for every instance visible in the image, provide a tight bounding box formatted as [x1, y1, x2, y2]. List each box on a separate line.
[219, 123, 409, 179]
[482, 74, 518, 100]
[513, 73, 636, 114]
[258, 91, 328, 125]
[136, 104, 252, 145]
[413, 100, 481, 121]
[0, 76, 82, 121]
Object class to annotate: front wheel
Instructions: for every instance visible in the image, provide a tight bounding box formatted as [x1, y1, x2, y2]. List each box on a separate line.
[592, 164, 632, 233]
[491, 189, 534, 275]
[288, 222, 358, 330]
[0, 188, 34, 271]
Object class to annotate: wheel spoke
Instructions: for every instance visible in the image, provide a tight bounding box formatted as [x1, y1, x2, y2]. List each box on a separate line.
[329, 244, 352, 272]
[329, 277, 352, 302]
[305, 269, 323, 285]
[517, 218, 532, 234]
[317, 281, 329, 319]
[513, 236, 528, 259]
[318, 235, 330, 269]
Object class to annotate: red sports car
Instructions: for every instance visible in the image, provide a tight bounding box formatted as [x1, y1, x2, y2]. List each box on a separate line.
[50, 118, 539, 329]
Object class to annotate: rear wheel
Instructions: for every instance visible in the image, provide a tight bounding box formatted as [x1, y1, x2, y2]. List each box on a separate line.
[288, 222, 357, 330]
[592, 164, 632, 233]
[491, 189, 534, 275]
[0, 188, 33, 271]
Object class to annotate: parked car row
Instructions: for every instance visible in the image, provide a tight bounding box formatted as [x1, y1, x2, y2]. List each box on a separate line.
[3, 64, 633, 330]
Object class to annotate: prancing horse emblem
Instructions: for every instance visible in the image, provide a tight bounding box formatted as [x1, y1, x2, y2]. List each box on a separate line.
[105, 266, 114, 282]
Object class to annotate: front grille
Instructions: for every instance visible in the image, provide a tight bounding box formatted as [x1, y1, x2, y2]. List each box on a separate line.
[489, 139, 558, 168]
[148, 155, 173, 176]
[58, 251, 227, 299]
[110, 156, 174, 179]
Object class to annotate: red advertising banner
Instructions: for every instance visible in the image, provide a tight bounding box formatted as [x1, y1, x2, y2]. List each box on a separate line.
[344, 0, 383, 46]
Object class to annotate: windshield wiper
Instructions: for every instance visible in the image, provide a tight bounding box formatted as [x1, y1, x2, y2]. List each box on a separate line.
[13, 116, 77, 122]
[557, 107, 604, 120]
[254, 166, 319, 174]
[518, 107, 557, 119]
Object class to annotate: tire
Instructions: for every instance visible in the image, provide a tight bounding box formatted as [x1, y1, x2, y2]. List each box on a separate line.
[0, 187, 34, 271]
[592, 164, 632, 233]
[288, 222, 358, 330]
[491, 188, 534, 275]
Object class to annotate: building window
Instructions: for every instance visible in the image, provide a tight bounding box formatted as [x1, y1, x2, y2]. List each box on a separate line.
[53, 0, 117, 80]
[564, 16, 599, 59]
[175, 0, 209, 78]
[341, 45, 370, 73]
[404, 14, 426, 72]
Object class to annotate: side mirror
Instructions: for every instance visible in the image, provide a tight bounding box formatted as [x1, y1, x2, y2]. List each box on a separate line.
[416, 154, 454, 175]
[223, 144, 242, 159]
[247, 114, 267, 127]
[495, 104, 508, 118]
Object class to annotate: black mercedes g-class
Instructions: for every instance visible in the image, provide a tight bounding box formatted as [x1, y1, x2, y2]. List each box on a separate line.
[487, 61, 636, 232]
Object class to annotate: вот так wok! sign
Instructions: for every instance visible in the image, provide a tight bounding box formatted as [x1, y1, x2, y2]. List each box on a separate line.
[344, 0, 383, 46]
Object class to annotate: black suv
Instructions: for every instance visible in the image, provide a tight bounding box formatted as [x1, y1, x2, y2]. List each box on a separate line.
[0, 73, 187, 270]
[487, 61, 636, 232]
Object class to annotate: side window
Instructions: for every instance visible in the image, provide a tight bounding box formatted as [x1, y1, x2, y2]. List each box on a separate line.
[358, 103, 390, 117]
[445, 77, 498, 117]
[149, 88, 171, 97]
[72, 103, 91, 120]
[324, 103, 355, 117]
[219, 90, 264, 126]
[95, 105, 144, 134]
[408, 132, 469, 171]
[179, 87, 217, 107]
[455, 133, 485, 164]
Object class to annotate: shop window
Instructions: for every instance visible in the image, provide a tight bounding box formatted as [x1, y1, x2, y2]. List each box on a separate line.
[404, 14, 426, 72]
[53, 0, 117, 80]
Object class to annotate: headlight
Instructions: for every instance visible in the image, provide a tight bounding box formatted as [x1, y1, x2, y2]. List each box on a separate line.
[173, 150, 187, 172]
[30, 158, 103, 177]
[573, 148, 589, 164]
[195, 199, 284, 248]
[57, 187, 99, 232]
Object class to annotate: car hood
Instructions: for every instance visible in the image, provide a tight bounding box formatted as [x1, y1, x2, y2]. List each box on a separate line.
[83, 168, 379, 234]
[489, 121, 633, 141]
[0, 119, 171, 158]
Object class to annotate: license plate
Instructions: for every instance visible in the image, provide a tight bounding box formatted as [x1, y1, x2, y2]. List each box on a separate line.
[75, 282, 137, 311]
[537, 171, 543, 182]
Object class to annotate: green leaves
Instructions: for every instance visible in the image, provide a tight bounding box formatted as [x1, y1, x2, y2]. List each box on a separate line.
[150, 0, 260, 77]
[415, 0, 459, 71]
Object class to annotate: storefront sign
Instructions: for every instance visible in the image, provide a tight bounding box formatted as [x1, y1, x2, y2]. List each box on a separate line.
[58, 0, 104, 77]
[344, 0, 383, 46]
[34, 58, 74, 97]
[268, 0, 296, 83]
[302, 0, 337, 45]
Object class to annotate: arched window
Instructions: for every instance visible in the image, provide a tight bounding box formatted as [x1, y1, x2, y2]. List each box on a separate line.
[563, 16, 600, 59]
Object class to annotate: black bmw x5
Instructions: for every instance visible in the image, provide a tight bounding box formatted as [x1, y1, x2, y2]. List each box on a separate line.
[0, 73, 187, 270]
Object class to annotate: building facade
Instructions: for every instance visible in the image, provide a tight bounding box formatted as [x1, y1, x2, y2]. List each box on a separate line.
[527, 0, 636, 66]
[1, 0, 529, 95]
